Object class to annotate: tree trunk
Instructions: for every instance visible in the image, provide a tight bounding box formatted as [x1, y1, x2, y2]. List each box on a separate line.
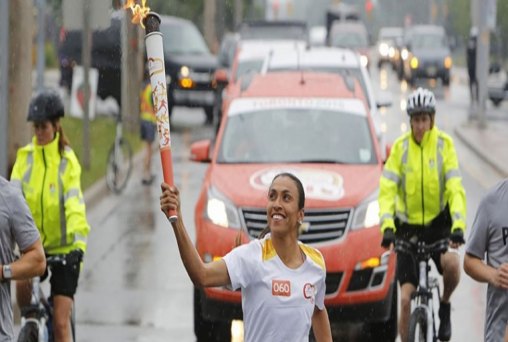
[204, 0, 218, 53]
[8, 0, 33, 175]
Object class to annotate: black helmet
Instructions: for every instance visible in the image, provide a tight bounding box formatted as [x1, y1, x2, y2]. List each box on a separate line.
[27, 89, 64, 122]
[406, 87, 436, 116]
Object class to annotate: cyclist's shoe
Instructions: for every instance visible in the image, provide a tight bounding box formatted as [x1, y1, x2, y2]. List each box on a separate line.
[438, 301, 452, 341]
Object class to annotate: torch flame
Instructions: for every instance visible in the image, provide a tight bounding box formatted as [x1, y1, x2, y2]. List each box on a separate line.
[123, 0, 151, 28]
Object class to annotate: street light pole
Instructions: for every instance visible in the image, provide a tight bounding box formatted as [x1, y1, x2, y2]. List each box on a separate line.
[0, 0, 9, 177]
[475, 0, 496, 129]
[36, 0, 46, 92]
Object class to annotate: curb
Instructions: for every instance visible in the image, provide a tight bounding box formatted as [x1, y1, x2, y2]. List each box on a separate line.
[454, 126, 508, 178]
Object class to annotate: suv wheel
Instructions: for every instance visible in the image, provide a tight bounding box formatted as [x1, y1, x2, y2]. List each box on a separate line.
[194, 288, 231, 342]
[368, 282, 398, 342]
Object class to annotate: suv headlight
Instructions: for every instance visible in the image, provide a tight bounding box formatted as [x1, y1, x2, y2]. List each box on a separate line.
[444, 56, 452, 69]
[205, 186, 242, 229]
[350, 190, 380, 230]
[410, 57, 419, 69]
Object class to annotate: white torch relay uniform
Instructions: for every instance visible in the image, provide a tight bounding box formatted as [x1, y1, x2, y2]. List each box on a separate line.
[223, 234, 326, 342]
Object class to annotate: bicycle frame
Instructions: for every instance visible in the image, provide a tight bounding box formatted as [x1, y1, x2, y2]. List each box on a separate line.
[18, 255, 76, 342]
[20, 276, 48, 342]
[396, 238, 448, 342]
[411, 257, 440, 342]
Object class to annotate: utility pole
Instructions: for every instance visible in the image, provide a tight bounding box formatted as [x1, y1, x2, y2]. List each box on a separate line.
[36, 0, 46, 92]
[8, 0, 33, 174]
[82, 0, 91, 169]
[473, 0, 496, 129]
[204, 0, 217, 53]
[0, 0, 9, 177]
[234, 0, 244, 29]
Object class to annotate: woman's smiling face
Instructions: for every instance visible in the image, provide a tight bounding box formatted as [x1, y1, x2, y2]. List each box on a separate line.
[267, 175, 304, 237]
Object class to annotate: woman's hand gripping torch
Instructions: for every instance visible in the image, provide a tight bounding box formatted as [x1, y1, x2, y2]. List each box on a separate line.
[143, 13, 177, 222]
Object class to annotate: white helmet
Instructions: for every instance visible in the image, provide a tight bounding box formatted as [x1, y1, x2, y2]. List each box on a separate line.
[406, 87, 436, 116]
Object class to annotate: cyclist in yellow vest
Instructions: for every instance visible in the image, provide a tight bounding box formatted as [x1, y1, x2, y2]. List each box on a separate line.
[11, 89, 90, 342]
[378, 88, 466, 342]
[140, 81, 157, 185]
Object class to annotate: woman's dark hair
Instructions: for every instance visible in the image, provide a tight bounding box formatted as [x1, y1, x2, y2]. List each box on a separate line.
[51, 119, 70, 156]
[258, 172, 305, 238]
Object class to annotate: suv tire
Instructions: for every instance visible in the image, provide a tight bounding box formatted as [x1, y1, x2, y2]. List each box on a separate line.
[194, 288, 231, 342]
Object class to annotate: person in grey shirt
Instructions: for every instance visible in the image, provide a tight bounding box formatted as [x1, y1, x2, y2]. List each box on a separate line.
[464, 179, 508, 342]
[0, 176, 46, 342]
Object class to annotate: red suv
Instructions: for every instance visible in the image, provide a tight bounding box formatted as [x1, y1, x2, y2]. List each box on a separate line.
[190, 72, 397, 342]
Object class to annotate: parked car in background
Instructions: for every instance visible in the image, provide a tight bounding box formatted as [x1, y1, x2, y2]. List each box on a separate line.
[488, 62, 508, 107]
[59, 13, 217, 123]
[191, 71, 398, 342]
[376, 26, 403, 69]
[159, 15, 218, 123]
[400, 25, 452, 86]
[58, 11, 122, 105]
[212, 39, 305, 131]
[328, 21, 370, 69]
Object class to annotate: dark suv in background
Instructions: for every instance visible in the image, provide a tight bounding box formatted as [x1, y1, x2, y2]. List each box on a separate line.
[159, 15, 217, 122]
[58, 13, 217, 122]
[401, 25, 452, 86]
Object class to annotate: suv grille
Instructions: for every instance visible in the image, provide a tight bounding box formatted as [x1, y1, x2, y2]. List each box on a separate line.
[241, 208, 351, 244]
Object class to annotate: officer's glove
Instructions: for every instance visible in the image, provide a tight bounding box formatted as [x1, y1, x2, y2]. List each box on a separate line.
[381, 228, 395, 248]
[449, 229, 465, 245]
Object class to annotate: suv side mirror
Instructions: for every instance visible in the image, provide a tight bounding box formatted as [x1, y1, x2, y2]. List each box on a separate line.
[190, 140, 212, 162]
[384, 143, 392, 163]
[214, 68, 229, 86]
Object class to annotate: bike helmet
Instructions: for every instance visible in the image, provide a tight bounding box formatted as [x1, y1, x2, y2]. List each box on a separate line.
[27, 89, 64, 122]
[406, 87, 436, 116]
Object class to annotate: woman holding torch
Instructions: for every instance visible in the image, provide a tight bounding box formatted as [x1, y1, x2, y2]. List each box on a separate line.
[160, 173, 332, 341]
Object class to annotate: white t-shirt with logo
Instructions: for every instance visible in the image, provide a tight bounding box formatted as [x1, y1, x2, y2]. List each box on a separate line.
[223, 234, 326, 342]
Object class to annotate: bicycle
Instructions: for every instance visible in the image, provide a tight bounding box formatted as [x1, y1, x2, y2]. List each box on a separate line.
[106, 111, 133, 194]
[17, 255, 76, 342]
[394, 237, 449, 342]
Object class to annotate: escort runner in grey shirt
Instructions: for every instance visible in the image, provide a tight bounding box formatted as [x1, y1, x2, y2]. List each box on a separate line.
[0, 176, 42, 342]
[465, 179, 508, 342]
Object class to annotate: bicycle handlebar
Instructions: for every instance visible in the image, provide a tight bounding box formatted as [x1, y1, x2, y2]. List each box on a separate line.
[46, 250, 83, 266]
[394, 238, 449, 259]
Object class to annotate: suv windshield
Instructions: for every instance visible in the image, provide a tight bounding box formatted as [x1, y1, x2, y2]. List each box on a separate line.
[240, 26, 307, 41]
[218, 108, 376, 164]
[412, 33, 447, 49]
[161, 22, 210, 55]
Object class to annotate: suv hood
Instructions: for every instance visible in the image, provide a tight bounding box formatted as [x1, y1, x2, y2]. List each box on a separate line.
[208, 164, 381, 208]
[166, 53, 218, 70]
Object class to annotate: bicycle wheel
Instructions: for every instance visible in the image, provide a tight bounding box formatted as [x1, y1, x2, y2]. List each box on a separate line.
[105, 138, 133, 194]
[408, 307, 428, 342]
[17, 321, 39, 342]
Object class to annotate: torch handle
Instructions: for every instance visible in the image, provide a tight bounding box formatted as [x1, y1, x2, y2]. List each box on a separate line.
[160, 148, 178, 222]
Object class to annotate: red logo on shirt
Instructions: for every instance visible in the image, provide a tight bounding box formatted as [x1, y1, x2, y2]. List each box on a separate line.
[303, 283, 315, 299]
[272, 280, 291, 296]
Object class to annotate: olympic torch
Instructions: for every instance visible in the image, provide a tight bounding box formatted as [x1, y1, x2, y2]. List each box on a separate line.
[124, 1, 177, 221]
[143, 13, 178, 222]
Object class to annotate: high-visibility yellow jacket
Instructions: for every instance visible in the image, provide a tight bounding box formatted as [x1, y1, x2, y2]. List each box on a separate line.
[10, 134, 90, 255]
[378, 126, 466, 233]
[140, 83, 156, 123]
